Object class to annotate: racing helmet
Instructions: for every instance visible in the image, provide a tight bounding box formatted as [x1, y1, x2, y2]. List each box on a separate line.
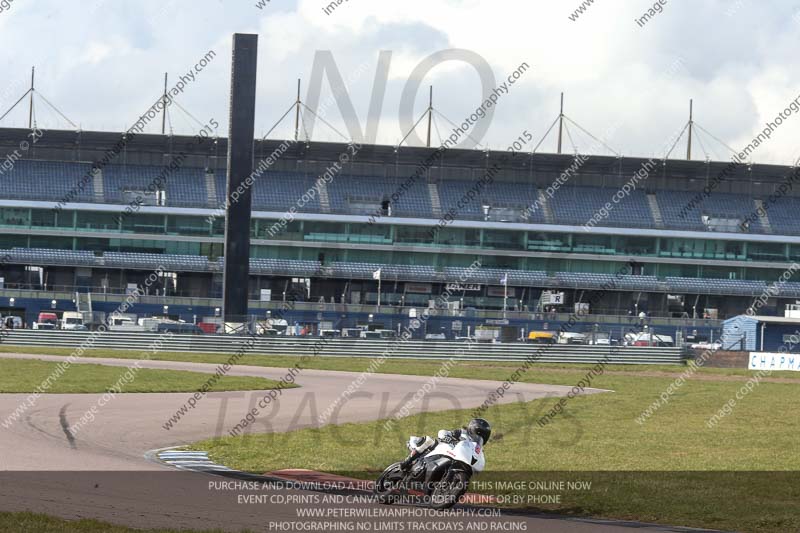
[466, 418, 492, 444]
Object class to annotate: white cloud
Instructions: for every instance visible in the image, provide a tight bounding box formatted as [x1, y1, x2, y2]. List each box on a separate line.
[0, 0, 798, 164]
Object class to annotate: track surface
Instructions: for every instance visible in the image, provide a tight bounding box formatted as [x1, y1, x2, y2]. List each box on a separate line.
[0, 352, 713, 532]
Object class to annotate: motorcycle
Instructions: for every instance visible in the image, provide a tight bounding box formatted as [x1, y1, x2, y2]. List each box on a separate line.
[373, 434, 485, 510]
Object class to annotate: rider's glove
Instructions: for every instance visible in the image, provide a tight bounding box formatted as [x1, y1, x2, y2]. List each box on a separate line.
[437, 430, 458, 444]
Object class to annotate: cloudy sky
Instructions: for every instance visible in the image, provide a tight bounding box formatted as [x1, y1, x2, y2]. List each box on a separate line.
[1, 0, 799, 165]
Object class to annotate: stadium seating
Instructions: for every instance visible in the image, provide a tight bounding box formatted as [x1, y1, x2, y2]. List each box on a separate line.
[549, 186, 654, 227]
[103, 252, 210, 272]
[327, 176, 434, 217]
[250, 258, 320, 276]
[8, 159, 800, 236]
[0, 161, 95, 203]
[664, 276, 766, 296]
[0, 246, 781, 297]
[214, 170, 322, 212]
[764, 197, 800, 234]
[6, 247, 96, 266]
[104, 164, 210, 207]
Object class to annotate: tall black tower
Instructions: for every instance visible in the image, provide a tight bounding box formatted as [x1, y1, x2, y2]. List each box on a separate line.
[223, 33, 258, 321]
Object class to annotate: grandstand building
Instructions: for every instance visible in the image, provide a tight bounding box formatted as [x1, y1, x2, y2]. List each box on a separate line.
[0, 126, 797, 336]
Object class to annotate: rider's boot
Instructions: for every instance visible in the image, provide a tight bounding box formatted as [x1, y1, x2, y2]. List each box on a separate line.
[400, 451, 417, 471]
[400, 436, 428, 471]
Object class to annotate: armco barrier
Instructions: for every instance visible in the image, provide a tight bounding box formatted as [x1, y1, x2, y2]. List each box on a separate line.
[0, 330, 686, 365]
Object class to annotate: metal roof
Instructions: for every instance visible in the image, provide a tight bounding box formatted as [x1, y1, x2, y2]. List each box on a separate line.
[0, 126, 794, 185]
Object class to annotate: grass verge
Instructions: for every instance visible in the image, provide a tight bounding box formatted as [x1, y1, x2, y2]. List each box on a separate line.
[2, 344, 798, 381]
[0, 512, 232, 533]
[0, 358, 292, 394]
[194, 364, 799, 533]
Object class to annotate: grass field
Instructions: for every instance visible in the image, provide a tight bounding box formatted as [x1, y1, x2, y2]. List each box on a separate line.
[178, 353, 798, 533]
[0, 343, 792, 378]
[0, 512, 231, 533]
[0, 358, 291, 394]
[2, 344, 799, 532]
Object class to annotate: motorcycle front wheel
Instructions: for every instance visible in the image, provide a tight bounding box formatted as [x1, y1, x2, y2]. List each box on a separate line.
[373, 462, 406, 505]
[428, 469, 471, 510]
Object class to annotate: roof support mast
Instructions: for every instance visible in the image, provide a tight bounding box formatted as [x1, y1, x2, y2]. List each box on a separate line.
[426, 85, 433, 148]
[557, 92, 564, 154]
[28, 67, 34, 129]
[294, 78, 301, 141]
[161, 73, 168, 135]
[686, 99, 693, 160]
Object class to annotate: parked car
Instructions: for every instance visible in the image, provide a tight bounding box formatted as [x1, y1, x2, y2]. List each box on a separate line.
[156, 323, 204, 335]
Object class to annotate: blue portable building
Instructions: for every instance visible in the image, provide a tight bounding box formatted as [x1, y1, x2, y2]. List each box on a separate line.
[721, 314, 800, 352]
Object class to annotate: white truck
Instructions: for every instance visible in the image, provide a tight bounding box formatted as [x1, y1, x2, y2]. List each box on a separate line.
[61, 311, 88, 330]
[108, 315, 146, 332]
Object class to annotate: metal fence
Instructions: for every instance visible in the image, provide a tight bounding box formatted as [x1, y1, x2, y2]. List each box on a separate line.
[0, 330, 686, 365]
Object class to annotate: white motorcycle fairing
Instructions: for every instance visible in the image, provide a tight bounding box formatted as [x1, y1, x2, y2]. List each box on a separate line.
[426, 439, 485, 473]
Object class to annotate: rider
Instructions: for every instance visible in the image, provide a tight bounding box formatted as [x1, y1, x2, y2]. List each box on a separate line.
[401, 418, 492, 471]
[437, 418, 492, 447]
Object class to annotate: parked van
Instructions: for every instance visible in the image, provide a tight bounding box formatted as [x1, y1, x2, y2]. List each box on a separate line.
[2, 316, 22, 329]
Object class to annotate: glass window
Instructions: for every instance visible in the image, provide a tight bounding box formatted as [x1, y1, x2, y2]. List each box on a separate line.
[0, 208, 29, 227]
[211, 216, 225, 237]
[167, 215, 210, 236]
[31, 209, 56, 228]
[56, 210, 75, 229]
[76, 211, 120, 231]
[747, 241, 785, 262]
[482, 229, 523, 250]
[121, 214, 165, 234]
[29, 235, 74, 249]
[396, 226, 433, 245]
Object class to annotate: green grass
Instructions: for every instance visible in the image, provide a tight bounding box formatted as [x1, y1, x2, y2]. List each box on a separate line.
[2, 343, 798, 380]
[0, 512, 234, 533]
[0, 358, 292, 394]
[192, 361, 800, 533]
